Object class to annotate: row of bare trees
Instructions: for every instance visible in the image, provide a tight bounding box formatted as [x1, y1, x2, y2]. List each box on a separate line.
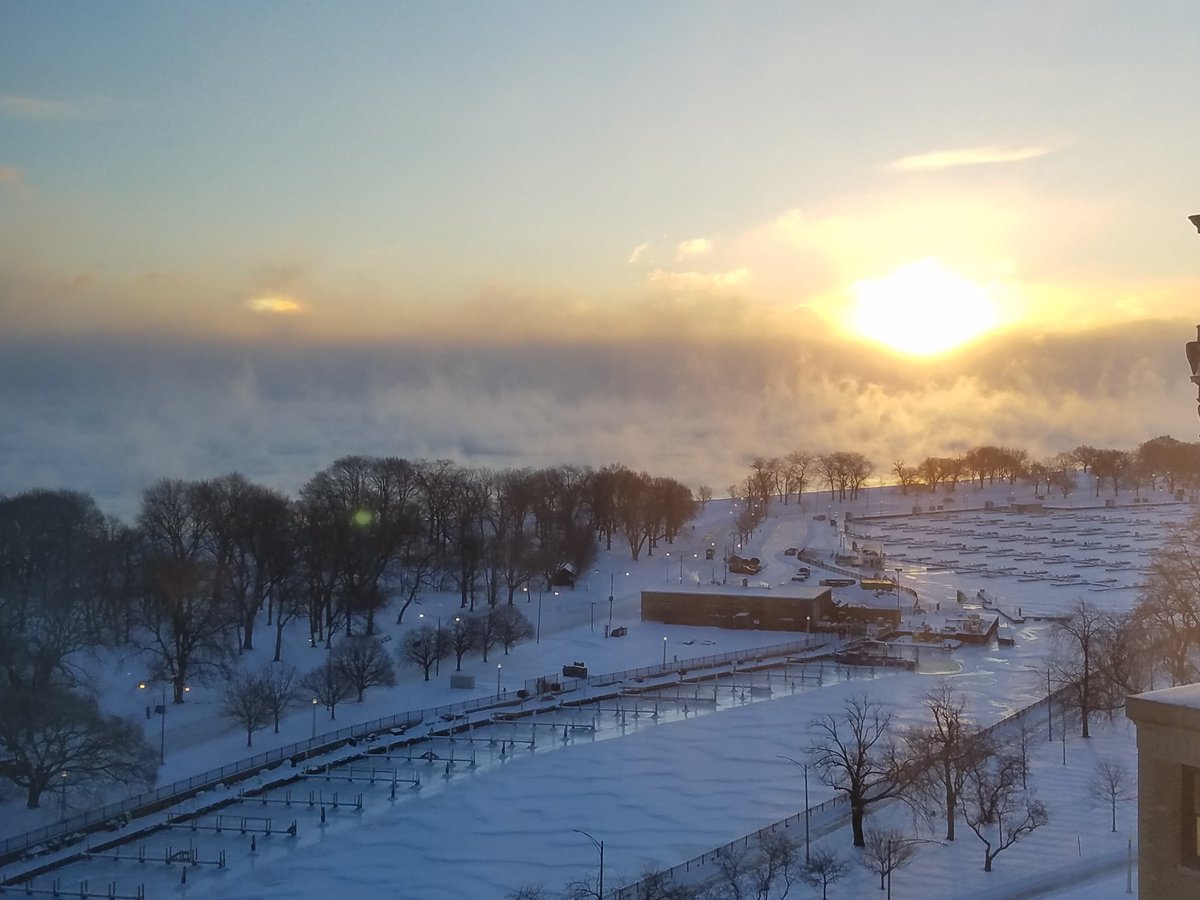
[729, 436, 1200, 509]
[220, 606, 538, 746]
[806, 689, 1047, 873]
[727, 450, 872, 517]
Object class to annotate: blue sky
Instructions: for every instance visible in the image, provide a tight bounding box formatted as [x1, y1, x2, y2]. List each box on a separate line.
[2, 2, 1199, 512]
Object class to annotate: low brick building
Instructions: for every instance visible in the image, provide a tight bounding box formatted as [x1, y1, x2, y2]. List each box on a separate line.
[640, 584, 832, 632]
[1126, 684, 1200, 897]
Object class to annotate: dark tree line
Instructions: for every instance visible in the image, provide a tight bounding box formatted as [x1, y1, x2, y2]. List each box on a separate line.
[0, 457, 693, 804]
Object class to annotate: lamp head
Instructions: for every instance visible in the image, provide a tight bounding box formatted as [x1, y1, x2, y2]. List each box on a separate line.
[1189, 214, 1200, 233]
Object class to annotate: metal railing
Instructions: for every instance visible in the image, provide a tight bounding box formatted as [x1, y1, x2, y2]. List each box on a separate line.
[1, 690, 506, 864]
[615, 687, 1071, 898]
[612, 795, 850, 898]
[523, 639, 814, 695]
[0, 639, 813, 865]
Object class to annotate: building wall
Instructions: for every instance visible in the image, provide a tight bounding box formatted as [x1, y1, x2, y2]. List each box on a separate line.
[1127, 691, 1200, 898]
[640, 589, 831, 631]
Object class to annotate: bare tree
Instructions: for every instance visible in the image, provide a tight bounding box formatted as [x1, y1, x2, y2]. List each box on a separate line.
[490, 604, 535, 654]
[905, 682, 989, 841]
[712, 844, 754, 900]
[505, 885, 550, 900]
[892, 460, 920, 496]
[562, 874, 600, 900]
[807, 693, 915, 846]
[1089, 759, 1136, 833]
[221, 673, 272, 747]
[0, 489, 112, 690]
[300, 660, 354, 721]
[448, 616, 478, 671]
[858, 827, 919, 892]
[135, 479, 235, 703]
[751, 830, 800, 900]
[333, 634, 397, 701]
[960, 750, 1048, 872]
[628, 867, 698, 899]
[799, 849, 849, 900]
[471, 610, 500, 663]
[1013, 720, 1036, 790]
[0, 687, 156, 809]
[401, 624, 448, 681]
[1133, 513, 1200, 686]
[258, 664, 299, 733]
[1048, 599, 1118, 737]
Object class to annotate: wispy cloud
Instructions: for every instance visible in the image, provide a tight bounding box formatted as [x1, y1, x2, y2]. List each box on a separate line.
[245, 296, 305, 314]
[627, 242, 649, 264]
[885, 145, 1054, 172]
[649, 267, 748, 291]
[675, 238, 713, 261]
[0, 94, 93, 121]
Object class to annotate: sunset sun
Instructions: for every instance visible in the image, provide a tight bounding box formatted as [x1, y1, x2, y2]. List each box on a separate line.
[850, 259, 998, 356]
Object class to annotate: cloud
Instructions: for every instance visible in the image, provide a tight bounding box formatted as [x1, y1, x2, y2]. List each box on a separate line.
[245, 296, 304, 314]
[885, 145, 1054, 172]
[0, 321, 1189, 523]
[676, 238, 713, 261]
[627, 243, 649, 264]
[648, 267, 748, 291]
[0, 95, 93, 121]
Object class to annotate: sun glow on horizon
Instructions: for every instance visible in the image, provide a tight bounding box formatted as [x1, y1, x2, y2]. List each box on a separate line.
[849, 259, 998, 356]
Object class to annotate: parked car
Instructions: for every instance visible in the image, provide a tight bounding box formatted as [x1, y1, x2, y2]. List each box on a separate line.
[784, 547, 798, 556]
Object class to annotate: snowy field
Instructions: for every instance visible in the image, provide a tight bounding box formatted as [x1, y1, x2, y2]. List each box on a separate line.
[1, 480, 1183, 898]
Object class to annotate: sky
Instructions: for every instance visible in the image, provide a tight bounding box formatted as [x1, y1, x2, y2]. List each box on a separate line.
[3, 2, 1200, 518]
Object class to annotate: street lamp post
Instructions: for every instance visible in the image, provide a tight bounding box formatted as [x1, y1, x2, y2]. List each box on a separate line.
[435, 616, 442, 676]
[1046, 668, 1053, 741]
[311, 697, 318, 739]
[590, 602, 595, 633]
[807, 615, 812, 650]
[894, 567, 902, 617]
[497, 663, 502, 696]
[158, 684, 166, 765]
[777, 755, 810, 862]
[537, 592, 542, 643]
[662, 636, 668, 667]
[572, 829, 604, 899]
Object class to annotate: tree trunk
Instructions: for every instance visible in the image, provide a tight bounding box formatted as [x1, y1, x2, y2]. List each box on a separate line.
[945, 783, 957, 841]
[851, 801, 866, 846]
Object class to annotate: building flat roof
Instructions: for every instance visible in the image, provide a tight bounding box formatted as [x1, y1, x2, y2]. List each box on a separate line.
[642, 583, 830, 601]
[1126, 683, 1200, 729]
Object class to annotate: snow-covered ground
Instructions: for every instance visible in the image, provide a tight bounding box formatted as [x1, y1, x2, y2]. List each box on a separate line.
[1, 480, 1179, 898]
